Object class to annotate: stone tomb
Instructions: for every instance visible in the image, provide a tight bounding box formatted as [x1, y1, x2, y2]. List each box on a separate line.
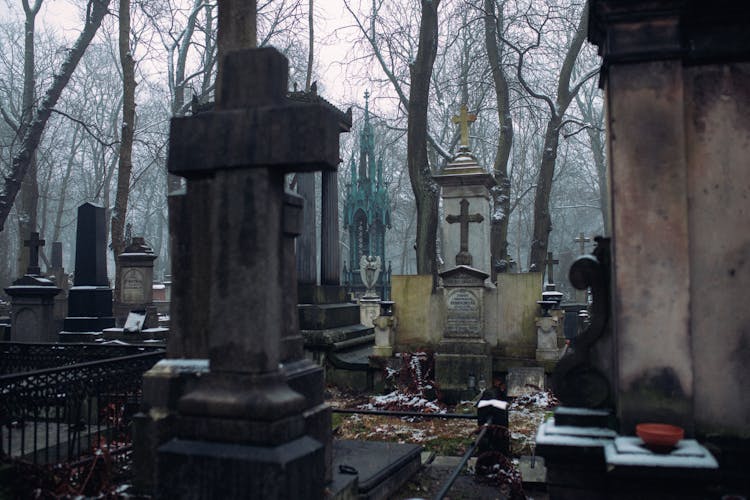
[4, 232, 61, 342]
[435, 265, 492, 403]
[113, 236, 158, 329]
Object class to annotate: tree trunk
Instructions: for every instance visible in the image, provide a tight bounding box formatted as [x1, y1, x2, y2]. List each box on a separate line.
[52, 126, 81, 243]
[408, 0, 440, 281]
[527, 2, 589, 271]
[16, 0, 42, 275]
[305, 0, 314, 91]
[0, 0, 111, 233]
[112, 0, 137, 300]
[528, 116, 561, 270]
[484, 0, 513, 279]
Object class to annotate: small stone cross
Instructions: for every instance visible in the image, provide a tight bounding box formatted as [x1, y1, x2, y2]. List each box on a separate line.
[446, 198, 484, 266]
[575, 232, 591, 255]
[451, 104, 476, 149]
[544, 251, 559, 284]
[24, 231, 45, 275]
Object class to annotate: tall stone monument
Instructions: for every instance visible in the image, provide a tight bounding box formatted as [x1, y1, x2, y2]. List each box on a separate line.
[433, 105, 496, 276]
[538, 2, 750, 497]
[5, 232, 61, 342]
[154, 1, 351, 496]
[60, 202, 115, 340]
[432, 105, 495, 403]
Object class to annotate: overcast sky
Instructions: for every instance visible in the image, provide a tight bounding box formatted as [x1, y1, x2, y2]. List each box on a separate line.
[0, 0, 370, 109]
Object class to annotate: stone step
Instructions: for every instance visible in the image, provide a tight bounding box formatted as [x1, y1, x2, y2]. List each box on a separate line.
[299, 303, 361, 330]
[301, 323, 373, 349]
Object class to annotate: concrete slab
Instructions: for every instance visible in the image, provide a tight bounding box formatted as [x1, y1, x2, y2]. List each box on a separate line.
[519, 455, 547, 484]
[331, 439, 422, 500]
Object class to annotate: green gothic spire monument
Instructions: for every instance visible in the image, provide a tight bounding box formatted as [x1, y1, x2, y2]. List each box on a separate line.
[343, 91, 391, 298]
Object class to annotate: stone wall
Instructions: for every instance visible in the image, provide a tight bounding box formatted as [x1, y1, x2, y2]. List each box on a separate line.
[489, 272, 541, 358]
[391, 275, 442, 351]
[392, 273, 542, 360]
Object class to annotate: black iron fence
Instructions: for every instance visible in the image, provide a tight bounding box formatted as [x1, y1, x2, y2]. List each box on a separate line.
[0, 341, 164, 375]
[0, 350, 164, 466]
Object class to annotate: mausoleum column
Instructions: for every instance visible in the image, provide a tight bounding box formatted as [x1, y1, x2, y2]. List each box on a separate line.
[296, 172, 317, 285]
[320, 169, 340, 285]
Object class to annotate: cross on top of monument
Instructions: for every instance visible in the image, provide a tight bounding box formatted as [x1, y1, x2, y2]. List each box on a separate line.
[446, 198, 484, 266]
[451, 104, 476, 150]
[574, 232, 591, 255]
[545, 251, 559, 284]
[24, 231, 45, 275]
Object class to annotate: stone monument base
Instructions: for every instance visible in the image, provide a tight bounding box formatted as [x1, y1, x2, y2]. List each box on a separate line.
[358, 296, 380, 327]
[157, 436, 324, 499]
[435, 338, 491, 404]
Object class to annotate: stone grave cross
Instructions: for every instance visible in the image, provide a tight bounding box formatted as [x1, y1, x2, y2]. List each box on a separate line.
[156, 0, 350, 495]
[446, 198, 484, 266]
[24, 232, 45, 275]
[575, 232, 591, 255]
[545, 251, 559, 284]
[451, 104, 476, 149]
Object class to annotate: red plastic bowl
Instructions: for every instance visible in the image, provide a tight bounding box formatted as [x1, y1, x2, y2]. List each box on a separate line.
[636, 423, 684, 448]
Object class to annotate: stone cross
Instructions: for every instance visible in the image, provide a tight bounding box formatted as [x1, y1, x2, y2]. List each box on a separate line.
[451, 104, 476, 149]
[575, 232, 591, 255]
[545, 251, 559, 284]
[446, 198, 484, 266]
[157, 0, 350, 495]
[24, 232, 45, 275]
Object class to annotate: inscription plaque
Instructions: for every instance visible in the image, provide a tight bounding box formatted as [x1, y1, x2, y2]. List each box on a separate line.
[445, 288, 481, 337]
[122, 269, 145, 303]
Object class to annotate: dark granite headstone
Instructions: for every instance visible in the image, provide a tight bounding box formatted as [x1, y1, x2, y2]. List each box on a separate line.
[62, 202, 114, 338]
[73, 202, 109, 286]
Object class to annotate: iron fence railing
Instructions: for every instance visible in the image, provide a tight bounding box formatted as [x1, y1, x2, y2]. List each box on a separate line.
[0, 341, 164, 375]
[0, 350, 164, 466]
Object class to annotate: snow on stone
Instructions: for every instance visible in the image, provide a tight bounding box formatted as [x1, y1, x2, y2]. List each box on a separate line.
[358, 390, 444, 414]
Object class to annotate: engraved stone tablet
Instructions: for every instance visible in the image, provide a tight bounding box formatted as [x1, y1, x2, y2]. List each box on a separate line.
[122, 268, 145, 303]
[445, 288, 482, 337]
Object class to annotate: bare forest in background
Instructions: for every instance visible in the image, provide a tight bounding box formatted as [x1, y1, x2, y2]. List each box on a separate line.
[0, 0, 605, 301]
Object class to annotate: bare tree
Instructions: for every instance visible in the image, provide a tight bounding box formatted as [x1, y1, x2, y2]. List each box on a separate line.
[111, 0, 137, 299]
[407, 0, 441, 279]
[0, 0, 112, 233]
[501, 1, 597, 271]
[483, 0, 513, 277]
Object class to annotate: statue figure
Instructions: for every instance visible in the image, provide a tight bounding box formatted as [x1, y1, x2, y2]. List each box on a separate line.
[359, 255, 381, 298]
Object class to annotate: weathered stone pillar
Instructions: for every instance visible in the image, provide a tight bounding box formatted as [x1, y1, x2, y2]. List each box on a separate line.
[320, 170, 340, 285]
[154, 23, 349, 496]
[281, 190, 334, 483]
[296, 172, 317, 286]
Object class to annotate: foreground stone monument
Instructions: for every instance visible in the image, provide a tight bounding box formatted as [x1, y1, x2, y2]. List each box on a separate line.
[153, 2, 351, 497]
[60, 202, 115, 340]
[5, 232, 61, 342]
[539, 1, 750, 497]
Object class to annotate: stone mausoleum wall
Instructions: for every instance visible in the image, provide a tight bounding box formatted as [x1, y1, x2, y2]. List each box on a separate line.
[392, 272, 541, 360]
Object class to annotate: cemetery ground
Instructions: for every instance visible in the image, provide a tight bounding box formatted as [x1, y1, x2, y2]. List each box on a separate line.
[327, 381, 557, 500]
[1, 376, 556, 499]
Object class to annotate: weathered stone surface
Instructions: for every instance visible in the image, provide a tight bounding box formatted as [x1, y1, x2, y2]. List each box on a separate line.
[158, 436, 324, 499]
